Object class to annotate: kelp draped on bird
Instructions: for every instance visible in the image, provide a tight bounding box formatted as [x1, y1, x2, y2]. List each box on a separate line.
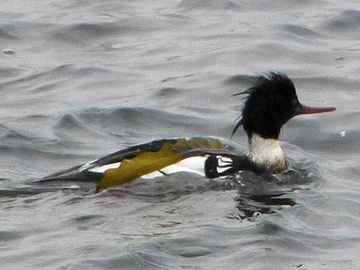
[38, 73, 335, 192]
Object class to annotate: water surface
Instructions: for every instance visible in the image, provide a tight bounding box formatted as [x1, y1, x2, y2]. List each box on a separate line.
[0, 0, 359, 269]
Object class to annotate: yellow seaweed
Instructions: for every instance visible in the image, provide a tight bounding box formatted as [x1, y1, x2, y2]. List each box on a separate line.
[96, 137, 225, 191]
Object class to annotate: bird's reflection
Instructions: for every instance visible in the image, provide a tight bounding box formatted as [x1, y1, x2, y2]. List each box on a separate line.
[229, 158, 319, 220]
[233, 193, 296, 220]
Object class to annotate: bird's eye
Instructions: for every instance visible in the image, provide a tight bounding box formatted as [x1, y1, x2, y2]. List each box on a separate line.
[291, 99, 298, 106]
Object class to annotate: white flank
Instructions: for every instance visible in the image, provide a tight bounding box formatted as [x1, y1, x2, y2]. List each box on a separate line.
[89, 162, 121, 173]
[248, 133, 285, 168]
[143, 157, 207, 179]
[87, 157, 207, 178]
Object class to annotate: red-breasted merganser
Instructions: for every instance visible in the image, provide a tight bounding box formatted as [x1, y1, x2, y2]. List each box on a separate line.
[39, 73, 335, 191]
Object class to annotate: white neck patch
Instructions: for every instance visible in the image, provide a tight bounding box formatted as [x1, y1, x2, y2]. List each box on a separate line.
[248, 133, 286, 171]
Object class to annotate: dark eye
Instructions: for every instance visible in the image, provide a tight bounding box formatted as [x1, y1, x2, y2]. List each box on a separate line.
[291, 99, 298, 106]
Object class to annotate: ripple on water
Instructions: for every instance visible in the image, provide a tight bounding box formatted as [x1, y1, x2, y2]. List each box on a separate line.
[280, 24, 323, 39]
[222, 74, 255, 86]
[155, 87, 184, 98]
[69, 214, 105, 231]
[53, 113, 106, 140]
[0, 25, 18, 40]
[73, 106, 213, 138]
[80, 250, 172, 270]
[0, 230, 26, 242]
[320, 9, 360, 38]
[176, 0, 239, 11]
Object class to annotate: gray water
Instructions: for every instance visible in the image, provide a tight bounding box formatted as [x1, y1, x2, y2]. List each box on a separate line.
[0, 0, 359, 269]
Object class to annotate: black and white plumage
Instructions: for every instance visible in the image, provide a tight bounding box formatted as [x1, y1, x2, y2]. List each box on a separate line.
[230, 73, 335, 173]
[38, 72, 335, 191]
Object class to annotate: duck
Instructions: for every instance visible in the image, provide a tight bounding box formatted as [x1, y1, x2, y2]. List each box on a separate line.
[38, 72, 335, 192]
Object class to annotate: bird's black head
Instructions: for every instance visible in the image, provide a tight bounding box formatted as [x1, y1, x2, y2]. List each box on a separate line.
[232, 72, 335, 140]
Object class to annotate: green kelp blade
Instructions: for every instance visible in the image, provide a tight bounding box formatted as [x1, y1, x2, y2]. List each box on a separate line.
[96, 137, 237, 191]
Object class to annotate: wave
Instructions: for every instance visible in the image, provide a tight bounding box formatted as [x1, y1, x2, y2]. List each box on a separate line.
[321, 9, 360, 38]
